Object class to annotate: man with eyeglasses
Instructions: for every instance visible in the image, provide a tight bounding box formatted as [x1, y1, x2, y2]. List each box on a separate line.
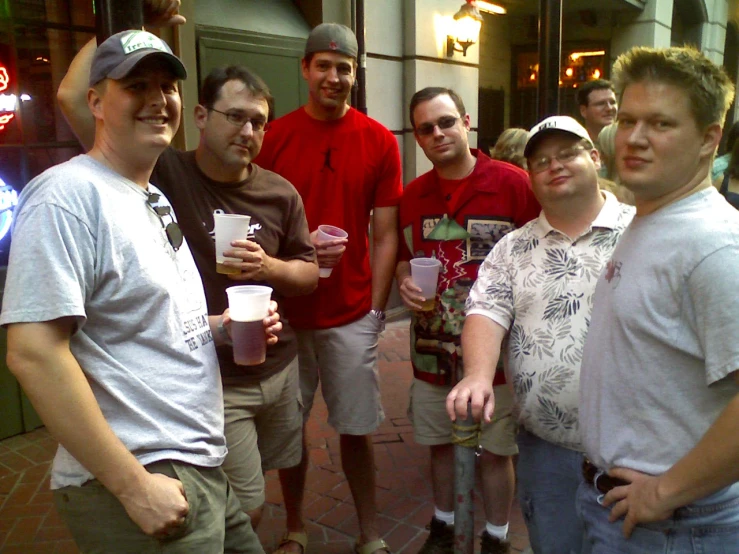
[447, 115, 634, 554]
[396, 87, 539, 554]
[57, 10, 318, 537]
[255, 23, 401, 554]
[1, 28, 279, 553]
[577, 79, 618, 144]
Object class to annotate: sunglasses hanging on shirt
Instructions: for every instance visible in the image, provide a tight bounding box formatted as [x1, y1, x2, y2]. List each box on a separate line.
[146, 192, 183, 252]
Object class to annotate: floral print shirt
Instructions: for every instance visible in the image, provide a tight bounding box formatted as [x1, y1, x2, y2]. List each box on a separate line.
[466, 192, 635, 450]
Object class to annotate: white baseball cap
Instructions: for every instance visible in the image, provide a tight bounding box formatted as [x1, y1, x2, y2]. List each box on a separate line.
[524, 115, 593, 158]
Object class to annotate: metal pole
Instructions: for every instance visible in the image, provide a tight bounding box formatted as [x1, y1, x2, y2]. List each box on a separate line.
[453, 404, 478, 554]
[95, 0, 143, 44]
[351, 0, 368, 114]
[537, 0, 562, 119]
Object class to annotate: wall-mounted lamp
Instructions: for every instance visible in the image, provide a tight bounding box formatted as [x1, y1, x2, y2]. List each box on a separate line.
[446, 1, 484, 57]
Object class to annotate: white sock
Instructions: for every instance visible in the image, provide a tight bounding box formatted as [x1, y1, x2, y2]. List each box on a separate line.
[485, 522, 509, 540]
[434, 507, 454, 525]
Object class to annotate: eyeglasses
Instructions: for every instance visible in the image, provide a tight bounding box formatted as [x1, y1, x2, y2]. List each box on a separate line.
[415, 116, 460, 136]
[529, 145, 588, 174]
[146, 192, 183, 252]
[209, 108, 269, 132]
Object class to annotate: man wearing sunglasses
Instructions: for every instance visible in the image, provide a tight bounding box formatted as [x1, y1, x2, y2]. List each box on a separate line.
[1, 27, 279, 553]
[396, 87, 540, 554]
[56, 7, 318, 538]
[447, 116, 634, 554]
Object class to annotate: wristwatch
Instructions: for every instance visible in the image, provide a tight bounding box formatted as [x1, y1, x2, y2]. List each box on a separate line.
[370, 308, 386, 331]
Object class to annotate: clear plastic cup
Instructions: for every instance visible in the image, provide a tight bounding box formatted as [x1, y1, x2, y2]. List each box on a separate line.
[410, 257, 442, 311]
[214, 213, 251, 275]
[225, 285, 273, 366]
[316, 224, 348, 278]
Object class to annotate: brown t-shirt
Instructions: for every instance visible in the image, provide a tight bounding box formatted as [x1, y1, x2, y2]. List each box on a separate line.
[152, 148, 315, 383]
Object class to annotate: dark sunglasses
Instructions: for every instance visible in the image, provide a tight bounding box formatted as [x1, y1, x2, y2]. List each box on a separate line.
[146, 193, 183, 252]
[415, 115, 460, 136]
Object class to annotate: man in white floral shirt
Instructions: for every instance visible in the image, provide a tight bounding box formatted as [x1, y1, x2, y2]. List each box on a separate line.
[447, 116, 634, 554]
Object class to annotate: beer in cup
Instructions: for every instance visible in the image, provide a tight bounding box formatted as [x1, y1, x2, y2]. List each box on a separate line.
[410, 257, 442, 311]
[316, 224, 348, 278]
[214, 213, 251, 275]
[225, 285, 273, 366]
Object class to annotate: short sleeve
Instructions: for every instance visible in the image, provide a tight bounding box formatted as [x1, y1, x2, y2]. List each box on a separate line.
[279, 190, 316, 263]
[465, 237, 514, 330]
[688, 244, 739, 384]
[0, 203, 94, 327]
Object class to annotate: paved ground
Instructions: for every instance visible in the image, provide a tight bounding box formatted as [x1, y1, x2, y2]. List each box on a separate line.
[0, 319, 530, 553]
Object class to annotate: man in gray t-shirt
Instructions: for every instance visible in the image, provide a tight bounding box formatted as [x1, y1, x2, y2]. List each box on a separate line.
[0, 29, 276, 553]
[578, 46, 739, 552]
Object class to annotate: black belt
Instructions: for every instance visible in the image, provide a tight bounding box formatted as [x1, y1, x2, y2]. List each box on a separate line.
[582, 459, 629, 495]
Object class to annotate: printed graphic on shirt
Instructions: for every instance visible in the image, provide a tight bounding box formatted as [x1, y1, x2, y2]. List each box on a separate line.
[604, 259, 622, 288]
[466, 217, 515, 262]
[321, 147, 337, 173]
[421, 215, 443, 240]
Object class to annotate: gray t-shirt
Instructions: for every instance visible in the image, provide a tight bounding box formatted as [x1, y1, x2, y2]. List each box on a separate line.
[580, 187, 739, 503]
[0, 155, 226, 488]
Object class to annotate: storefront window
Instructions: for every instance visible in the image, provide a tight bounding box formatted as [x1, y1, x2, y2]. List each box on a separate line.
[0, 0, 94, 266]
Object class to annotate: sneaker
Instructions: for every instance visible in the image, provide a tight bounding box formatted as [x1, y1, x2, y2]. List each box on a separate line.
[417, 517, 454, 554]
[480, 530, 511, 554]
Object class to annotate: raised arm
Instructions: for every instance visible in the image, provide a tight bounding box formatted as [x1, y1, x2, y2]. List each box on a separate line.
[56, 0, 187, 151]
[7, 318, 188, 536]
[57, 38, 96, 151]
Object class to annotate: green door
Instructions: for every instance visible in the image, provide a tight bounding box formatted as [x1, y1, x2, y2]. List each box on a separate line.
[197, 29, 308, 118]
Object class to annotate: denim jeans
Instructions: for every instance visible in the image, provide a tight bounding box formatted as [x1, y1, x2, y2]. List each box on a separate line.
[516, 429, 591, 554]
[576, 479, 739, 553]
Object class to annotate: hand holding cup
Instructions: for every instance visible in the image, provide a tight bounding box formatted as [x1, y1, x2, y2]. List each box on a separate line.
[311, 225, 349, 278]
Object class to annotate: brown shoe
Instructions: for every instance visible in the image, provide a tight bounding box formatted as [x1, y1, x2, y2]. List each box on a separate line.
[417, 517, 453, 554]
[480, 531, 511, 554]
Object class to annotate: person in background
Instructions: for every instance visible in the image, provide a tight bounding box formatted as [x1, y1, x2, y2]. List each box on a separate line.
[577, 79, 618, 144]
[2, 26, 279, 553]
[578, 45, 739, 552]
[597, 123, 635, 205]
[712, 120, 739, 182]
[397, 87, 540, 554]
[447, 115, 634, 554]
[713, 135, 739, 209]
[490, 127, 529, 170]
[255, 23, 402, 554]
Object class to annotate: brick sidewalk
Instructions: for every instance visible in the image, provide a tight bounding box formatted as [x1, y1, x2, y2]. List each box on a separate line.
[0, 319, 530, 553]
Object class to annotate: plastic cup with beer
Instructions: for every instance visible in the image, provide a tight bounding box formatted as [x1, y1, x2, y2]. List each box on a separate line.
[225, 285, 273, 366]
[214, 213, 251, 275]
[410, 257, 442, 311]
[316, 224, 349, 278]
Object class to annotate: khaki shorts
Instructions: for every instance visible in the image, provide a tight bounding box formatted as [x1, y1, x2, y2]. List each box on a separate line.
[53, 460, 263, 554]
[408, 378, 518, 456]
[296, 312, 385, 435]
[221, 357, 302, 512]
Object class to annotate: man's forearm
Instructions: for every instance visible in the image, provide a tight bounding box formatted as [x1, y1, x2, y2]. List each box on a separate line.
[57, 38, 97, 151]
[371, 233, 398, 310]
[395, 260, 411, 285]
[657, 389, 739, 509]
[460, 314, 506, 380]
[264, 258, 319, 297]
[7, 323, 148, 497]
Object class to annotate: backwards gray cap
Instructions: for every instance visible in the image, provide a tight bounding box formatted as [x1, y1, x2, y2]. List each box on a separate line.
[89, 30, 187, 87]
[305, 23, 358, 59]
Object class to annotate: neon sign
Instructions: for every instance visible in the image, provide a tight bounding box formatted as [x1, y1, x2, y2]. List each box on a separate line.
[0, 66, 16, 131]
[0, 176, 18, 244]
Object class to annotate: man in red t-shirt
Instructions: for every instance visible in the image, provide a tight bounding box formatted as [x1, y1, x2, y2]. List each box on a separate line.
[396, 88, 540, 554]
[256, 23, 401, 554]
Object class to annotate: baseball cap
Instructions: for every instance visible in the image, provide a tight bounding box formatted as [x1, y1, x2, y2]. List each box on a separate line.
[524, 115, 593, 158]
[304, 23, 358, 59]
[89, 30, 187, 87]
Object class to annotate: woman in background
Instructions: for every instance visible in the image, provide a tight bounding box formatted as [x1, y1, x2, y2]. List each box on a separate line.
[490, 127, 529, 170]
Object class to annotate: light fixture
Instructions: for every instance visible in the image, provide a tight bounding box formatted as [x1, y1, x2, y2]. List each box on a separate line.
[570, 50, 606, 61]
[446, 1, 484, 57]
[476, 1, 506, 14]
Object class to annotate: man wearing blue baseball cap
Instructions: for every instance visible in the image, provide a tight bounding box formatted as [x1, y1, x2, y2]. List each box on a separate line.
[1, 26, 274, 554]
